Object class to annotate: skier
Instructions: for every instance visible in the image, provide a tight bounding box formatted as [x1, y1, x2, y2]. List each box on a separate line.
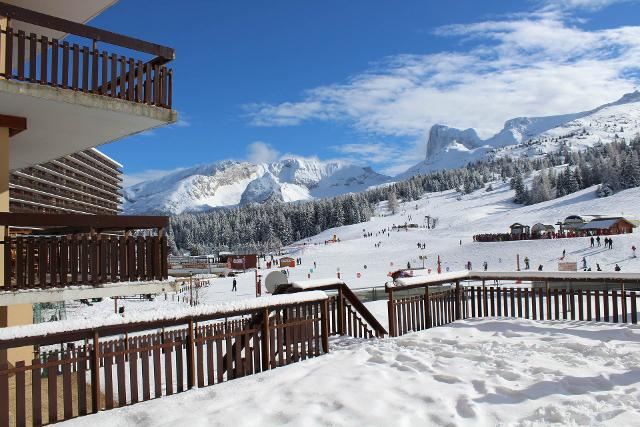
[610, 238, 614, 250]
[524, 257, 530, 270]
[314, 261, 317, 268]
[615, 264, 621, 272]
[483, 261, 488, 271]
[562, 249, 566, 259]
[596, 263, 602, 271]
[407, 261, 411, 270]
[633, 245, 637, 258]
[590, 236, 595, 248]
[538, 264, 544, 271]
[232, 278, 237, 292]
[582, 257, 587, 270]
[596, 236, 601, 247]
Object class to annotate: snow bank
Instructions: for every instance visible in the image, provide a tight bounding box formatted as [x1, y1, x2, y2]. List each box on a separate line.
[394, 270, 470, 287]
[472, 271, 640, 281]
[392, 270, 640, 287]
[0, 291, 328, 342]
[63, 318, 640, 426]
[291, 278, 345, 289]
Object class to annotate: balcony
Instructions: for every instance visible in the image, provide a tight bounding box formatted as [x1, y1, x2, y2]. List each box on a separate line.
[0, 2, 177, 170]
[0, 213, 171, 303]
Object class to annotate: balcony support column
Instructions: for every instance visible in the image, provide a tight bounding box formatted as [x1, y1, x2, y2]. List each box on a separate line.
[0, 16, 7, 77]
[0, 125, 34, 366]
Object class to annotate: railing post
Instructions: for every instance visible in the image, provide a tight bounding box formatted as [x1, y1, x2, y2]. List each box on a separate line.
[455, 281, 461, 320]
[337, 285, 345, 335]
[91, 331, 100, 413]
[261, 308, 271, 371]
[482, 280, 487, 317]
[387, 287, 395, 337]
[321, 299, 330, 353]
[424, 286, 431, 328]
[622, 282, 627, 323]
[545, 281, 551, 320]
[186, 319, 195, 389]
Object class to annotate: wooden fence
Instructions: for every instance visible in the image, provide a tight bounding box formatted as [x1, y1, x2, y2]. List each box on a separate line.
[387, 282, 640, 337]
[0, 21, 172, 109]
[3, 234, 168, 290]
[0, 297, 329, 426]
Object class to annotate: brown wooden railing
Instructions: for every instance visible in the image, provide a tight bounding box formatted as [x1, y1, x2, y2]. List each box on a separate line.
[0, 296, 329, 426]
[277, 282, 387, 338]
[1, 213, 170, 290]
[4, 234, 168, 289]
[387, 276, 640, 337]
[0, 2, 173, 109]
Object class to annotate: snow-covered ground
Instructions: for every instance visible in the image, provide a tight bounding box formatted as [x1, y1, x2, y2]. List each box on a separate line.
[62, 318, 640, 427]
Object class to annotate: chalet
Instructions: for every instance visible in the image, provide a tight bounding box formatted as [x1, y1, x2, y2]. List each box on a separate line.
[579, 217, 636, 234]
[220, 254, 258, 270]
[509, 223, 530, 236]
[559, 215, 600, 232]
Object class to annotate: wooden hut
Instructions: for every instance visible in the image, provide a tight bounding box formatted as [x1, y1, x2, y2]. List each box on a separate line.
[579, 217, 636, 234]
[509, 223, 530, 236]
[279, 257, 296, 268]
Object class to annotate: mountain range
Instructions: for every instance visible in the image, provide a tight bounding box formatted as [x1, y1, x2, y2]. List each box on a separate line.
[124, 158, 390, 214]
[125, 91, 640, 215]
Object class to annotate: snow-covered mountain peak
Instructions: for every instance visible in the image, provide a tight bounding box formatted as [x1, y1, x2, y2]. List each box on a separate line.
[124, 157, 390, 215]
[402, 91, 640, 178]
[426, 125, 481, 158]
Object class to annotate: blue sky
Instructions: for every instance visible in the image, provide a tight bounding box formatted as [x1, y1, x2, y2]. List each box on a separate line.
[91, 0, 640, 184]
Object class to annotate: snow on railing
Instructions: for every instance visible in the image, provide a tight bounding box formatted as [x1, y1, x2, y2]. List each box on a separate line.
[0, 291, 327, 342]
[291, 278, 346, 289]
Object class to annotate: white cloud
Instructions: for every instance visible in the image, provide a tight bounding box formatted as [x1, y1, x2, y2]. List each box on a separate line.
[123, 167, 187, 187]
[332, 140, 426, 176]
[246, 141, 280, 164]
[245, 11, 640, 146]
[540, 0, 638, 11]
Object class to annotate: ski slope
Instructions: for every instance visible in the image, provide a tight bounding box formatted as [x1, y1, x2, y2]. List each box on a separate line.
[64, 182, 640, 320]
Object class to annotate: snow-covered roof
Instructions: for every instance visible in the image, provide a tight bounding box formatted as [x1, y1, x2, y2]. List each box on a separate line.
[579, 218, 634, 230]
[291, 278, 345, 289]
[0, 292, 328, 342]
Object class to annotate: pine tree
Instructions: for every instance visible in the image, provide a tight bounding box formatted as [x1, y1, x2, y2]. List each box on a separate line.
[513, 172, 527, 204]
[387, 191, 399, 214]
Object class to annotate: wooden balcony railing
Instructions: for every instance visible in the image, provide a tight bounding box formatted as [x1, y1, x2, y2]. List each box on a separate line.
[1, 213, 169, 290]
[0, 2, 174, 109]
[0, 294, 329, 425]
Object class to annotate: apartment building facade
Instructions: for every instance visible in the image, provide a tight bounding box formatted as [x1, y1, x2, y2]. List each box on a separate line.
[10, 148, 122, 215]
[0, 0, 177, 365]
